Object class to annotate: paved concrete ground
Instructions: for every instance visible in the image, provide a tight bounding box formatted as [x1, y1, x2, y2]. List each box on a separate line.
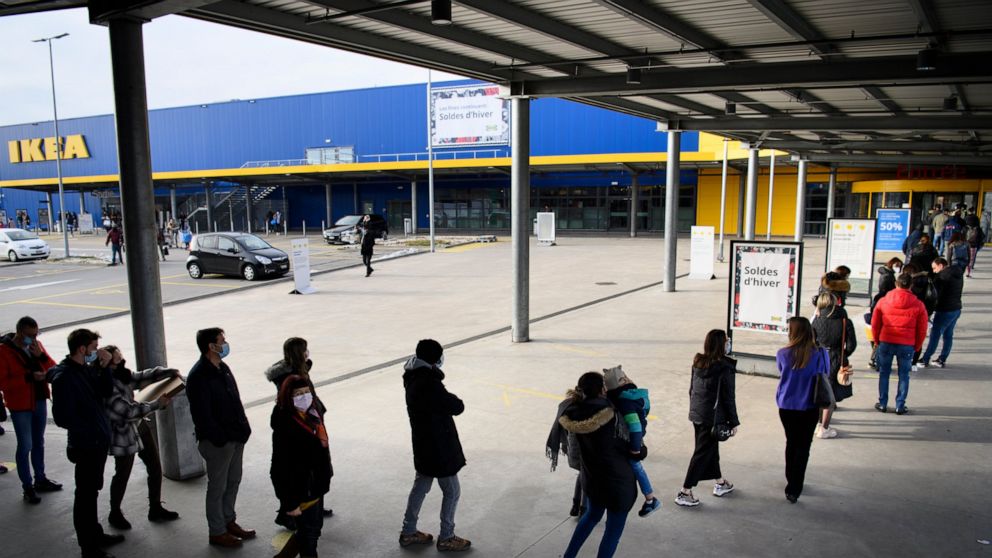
[0, 237, 989, 558]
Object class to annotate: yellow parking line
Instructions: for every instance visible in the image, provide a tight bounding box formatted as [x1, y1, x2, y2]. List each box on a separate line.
[0, 271, 193, 307]
[21, 300, 128, 311]
[443, 242, 498, 253]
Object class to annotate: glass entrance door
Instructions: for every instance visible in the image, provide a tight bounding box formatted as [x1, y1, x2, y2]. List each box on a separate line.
[607, 185, 630, 231]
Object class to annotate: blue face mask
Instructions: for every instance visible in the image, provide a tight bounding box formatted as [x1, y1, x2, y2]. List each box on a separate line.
[84, 350, 99, 364]
[21, 336, 33, 347]
[215, 343, 230, 359]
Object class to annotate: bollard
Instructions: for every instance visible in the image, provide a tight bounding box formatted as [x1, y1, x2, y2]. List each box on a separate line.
[195, 221, 200, 234]
[303, 220, 306, 237]
[284, 221, 288, 236]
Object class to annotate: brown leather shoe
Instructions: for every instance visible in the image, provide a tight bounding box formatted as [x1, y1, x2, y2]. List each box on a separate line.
[209, 533, 242, 548]
[226, 521, 256, 540]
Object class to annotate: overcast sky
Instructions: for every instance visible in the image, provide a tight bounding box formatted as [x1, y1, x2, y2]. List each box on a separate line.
[0, 8, 466, 127]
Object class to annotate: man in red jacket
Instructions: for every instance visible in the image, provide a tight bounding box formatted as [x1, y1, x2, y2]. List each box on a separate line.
[871, 273, 928, 415]
[0, 316, 62, 503]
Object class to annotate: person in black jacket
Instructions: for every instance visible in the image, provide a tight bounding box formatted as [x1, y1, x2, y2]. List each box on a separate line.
[908, 234, 939, 273]
[921, 257, 964, 368]
[676, 329, 740, 508]
[398, 339, 471, 552]
[270, 375, 333, 558]
[360, 215, 375, 277]
[48, 329, 124, 558]
[812, 293, 857, 439]
[559, 371, 637, 558]
[186, 327, 254, 549]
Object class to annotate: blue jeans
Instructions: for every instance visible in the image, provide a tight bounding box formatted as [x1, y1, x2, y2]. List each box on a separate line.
[563, 499, 629, 558]
[110, 243, 123, 264]
[628, 459, 653, 497]
[877, 342, 914, 410]
[934, 234, 944, 254]
[11, 399, 49, 490]
[923, 309, 961, 363]
[402, 472, 460, 540]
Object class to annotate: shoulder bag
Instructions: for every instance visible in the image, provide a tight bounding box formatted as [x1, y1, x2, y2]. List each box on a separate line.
[711, 373, 735, 442]
[812, 349, 836, 409]
[838, 319, 854, 386]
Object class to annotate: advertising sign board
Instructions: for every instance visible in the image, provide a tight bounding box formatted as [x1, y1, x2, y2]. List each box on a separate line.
[728, 241, 803, 335]
[430, 84, 510, 148]
[689, 226, 715, 280]
[875, 209, 911, 252]
[826, 218, 877, 296]
[290, 238, 316, 295]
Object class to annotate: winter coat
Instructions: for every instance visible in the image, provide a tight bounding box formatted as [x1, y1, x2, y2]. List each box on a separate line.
[871, 288, 928, 350]
[908, 242, 938, 273]
[106, 227, 123, 246]
[264, 359, 326, 416]
[946, 240, 970, 269]
[403, 358, 466, 478]
[933, 265, 964, 312]
[270, 406, 333, 513]
[932, 212, 949, 235]
[812, 306, 858, 402]
[186, 356, 251, 447]
[606, 383, 649, 452]
[909, 272, 937, 315]
[688, 356, 740, 428]
[48, 358, 114, 450]
[813, 276, 850, 307]
[0, 334, 56, 411]
[942, 215, 965, 242]
[558, 396, 637, 513]
[105, 366, 174, 457]
[902, 229, 921, 256]
[360, 229, 375, 256]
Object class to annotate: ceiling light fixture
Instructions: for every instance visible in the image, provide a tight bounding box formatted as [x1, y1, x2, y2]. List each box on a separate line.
[626, 67, 641, 85]
[431, 0, 452, 25]
[916, 48, 938, 71]
[725, 102, 736, 115]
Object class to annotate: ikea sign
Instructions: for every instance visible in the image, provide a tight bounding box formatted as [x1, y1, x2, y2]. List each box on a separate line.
[7, 134, 90, 163]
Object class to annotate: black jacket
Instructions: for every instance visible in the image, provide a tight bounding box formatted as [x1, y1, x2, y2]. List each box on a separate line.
[186, 356, 251, 446]
[48, 358, 113, 450]
[360, 229, 375, 256]
[688, 356, 740, 428]
[933, 265, 964, 312]
[813, 307, 858, 374]
[909, 272, 937, 315]
[908, 242, 938, 273]
[558, 396, 636, 513]
[403, 358, 466, 478]
[270, 407, 333, 512]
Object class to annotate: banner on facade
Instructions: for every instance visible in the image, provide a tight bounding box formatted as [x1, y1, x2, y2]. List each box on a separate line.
[826, 218, 877, 297]
[430, 84, 510, 148]
[290, 238, 316, 295]
[728, 241, 803, 335]
[875, 209, 911, 252]
[689, 226, 715, 280]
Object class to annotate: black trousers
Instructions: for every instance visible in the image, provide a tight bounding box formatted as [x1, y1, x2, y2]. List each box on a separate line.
[67, 446, 109, 551]
[297, 496, 325, 557]
[362, 253, 372, 271]
[683, 422, 722, 489]
[110, 421, 164, 511]
[778, 408, 819, 497]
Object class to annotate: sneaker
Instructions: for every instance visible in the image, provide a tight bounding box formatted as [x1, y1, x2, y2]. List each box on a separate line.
[911, 364, 918, 372]
[817, 426, 838, 439]
[713, 480, 735, 497]
[638, 498, 661, 517]
[437, 536, 471, 552]
[786, 493, 799, 504]
[918, 360, 930, 368]
[33, 478, 63, 492]
[895, 407, 910, 415]
[675, 490, 700, 507]
[933, 360, 946, 368]
[398, 531, 433, 548]
[874, 403, 887, 413]
[23, 488, 41, 504]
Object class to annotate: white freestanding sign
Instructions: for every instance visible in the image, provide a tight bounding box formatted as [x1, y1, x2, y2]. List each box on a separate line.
[78, 214, 94, 234]
[689, 226, 715, 280]
[290, 238, 316, 295]
[826, 218, 877, 296]
[729, 241, 803, 335]
[536, 212, 556, 245]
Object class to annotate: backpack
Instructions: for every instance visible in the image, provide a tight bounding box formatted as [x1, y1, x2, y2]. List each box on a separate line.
[966, 226, 980, 246]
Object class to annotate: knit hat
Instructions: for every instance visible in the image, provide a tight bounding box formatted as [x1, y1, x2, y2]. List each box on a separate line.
[603, 365, 626, 391]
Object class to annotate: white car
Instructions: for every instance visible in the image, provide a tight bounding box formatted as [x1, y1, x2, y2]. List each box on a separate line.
[0, 228, 51, 262]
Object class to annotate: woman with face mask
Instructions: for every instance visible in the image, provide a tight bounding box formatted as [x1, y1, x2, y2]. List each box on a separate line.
[270, 375, 334, 558]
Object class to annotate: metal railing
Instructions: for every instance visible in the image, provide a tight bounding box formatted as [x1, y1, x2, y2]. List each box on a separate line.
[360, 148, 508, 163]
[240, 159, 308, 168]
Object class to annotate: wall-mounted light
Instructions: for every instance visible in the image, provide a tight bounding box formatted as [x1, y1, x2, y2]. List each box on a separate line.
[917, 48, 938, 71]
[431, 0, 452, 25]
[943, 95, 958, 110]
[725, 102, 736, 115]
[626, 67, 641, 85]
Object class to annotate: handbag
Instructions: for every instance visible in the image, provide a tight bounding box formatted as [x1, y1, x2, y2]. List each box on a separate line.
[711, 375, 735, 442]
[812, 349, 836, 409]
[162, 245, 170, 256]
[838, 319, 854, 386]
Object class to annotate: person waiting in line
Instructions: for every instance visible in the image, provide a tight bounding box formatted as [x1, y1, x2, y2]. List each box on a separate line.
[872, 273, 928, 415]
[270, 375, 334, 558]
[775, 317, 827, 504]
[48, 329, 124, 558]
[902, 224, 923, 258]
[964, 209, 984, 277]
[101, 345, 180, 530]
[186, 328, 255, 549]
[811, 270, 850, 308]
[900, 263, 936, 371]
[866, 260, 901, 371]
[812, 293, 857, 439]
[0, 316, 62, 504]
[932, 206, 948, 254]
[908, 233, 938, 273]
[920, 257, 964, 368]
[559, 372, 637, 558]
[545, 392, 585, 518]
[360, 215, 375, 277]
[399, 339, 471, 552]
[945, 231, 970, 271]
[603, 365, 660, 517]
[676, 329, 739, 507]
[265, 337, 333, 528]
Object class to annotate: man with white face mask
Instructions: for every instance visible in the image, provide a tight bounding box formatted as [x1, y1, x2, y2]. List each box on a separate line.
[187, 327, 253, 549]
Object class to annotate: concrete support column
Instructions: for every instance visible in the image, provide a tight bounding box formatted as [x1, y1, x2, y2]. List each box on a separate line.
[46, 191, 54, 233]
[410, 180, 418, 233]
[766, 152, 776, 240]
[826, 167, 837, 222]
[245, 185, 254, 233]
[795, 159, 808, 241]
[629, 174, 639, 238]
[511, 97, 530, 343]
[743, 148, 759, 240]
[79, 191, 86, 214]
[737, 173, 746, 237]
[664, 131, 680, 292]
[324, 183, 333, 228]
[204, 185, 213, 232]
[169, 186, 177, 221]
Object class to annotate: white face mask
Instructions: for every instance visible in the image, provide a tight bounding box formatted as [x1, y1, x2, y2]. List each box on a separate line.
[893, 265, 902, 274]
[436, 354, 445, 369]
[293, 393, 313, 412]
[724, 339, 733, 355]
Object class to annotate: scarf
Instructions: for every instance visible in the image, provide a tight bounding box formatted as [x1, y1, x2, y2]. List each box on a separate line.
[292, 409, 329, 449]
[545, 398, 572, 472]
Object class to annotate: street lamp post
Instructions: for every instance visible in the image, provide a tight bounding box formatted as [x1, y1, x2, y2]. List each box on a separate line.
[34, 33, 70, 258]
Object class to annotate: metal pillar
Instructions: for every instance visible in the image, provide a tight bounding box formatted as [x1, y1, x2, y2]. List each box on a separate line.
[245, 185, 253, 233]
[743, 148, 759, 240]
[737, 173, 745, 237]
[664, 131, 680, 292]
[324, 183, 332, 229]
[410, 180, 418, 233]
[78, 191, 86, 215]
[169, 186, 177, 221]
[511, 97, 530, 342]
[826, 166, 837, 221]
[427, 71, 436, 252]
[39, 35, 70, 256]
[717, 139, 729, 261]
[204, 186, 213, 232]
[766, 152, 776, 240]
[107, 17, 200, 478]
[794, 159, 808, 241]
[629, 174, 639, 238]
[46, 192, 54, 233]
[352, 183, 358, 213]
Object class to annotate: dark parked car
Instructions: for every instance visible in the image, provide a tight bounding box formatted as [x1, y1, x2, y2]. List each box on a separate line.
[186, 232, 289, 281]
[322, 214, 388, 244]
